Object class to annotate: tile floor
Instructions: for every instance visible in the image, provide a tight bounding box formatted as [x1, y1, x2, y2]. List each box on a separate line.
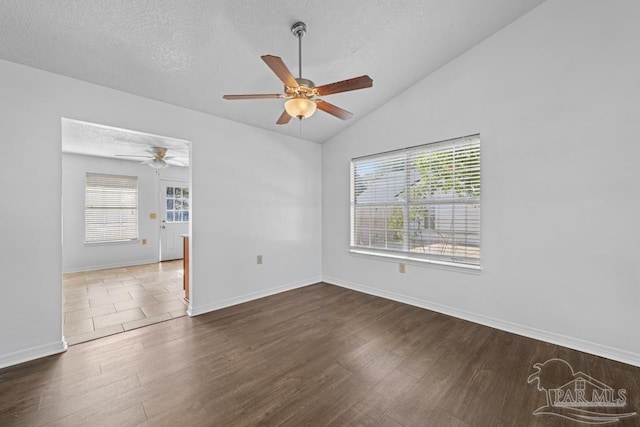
[63, 260, 187, 345]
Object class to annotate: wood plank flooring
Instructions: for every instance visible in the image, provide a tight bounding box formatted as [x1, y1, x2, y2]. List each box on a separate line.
[1, 283, 639, 426]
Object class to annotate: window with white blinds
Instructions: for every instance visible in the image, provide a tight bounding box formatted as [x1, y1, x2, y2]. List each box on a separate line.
[85, 173, 139, 244]
[351, 134, 481, 266]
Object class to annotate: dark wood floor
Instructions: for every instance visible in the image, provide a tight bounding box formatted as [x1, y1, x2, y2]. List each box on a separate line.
[1, 283, 638, 426]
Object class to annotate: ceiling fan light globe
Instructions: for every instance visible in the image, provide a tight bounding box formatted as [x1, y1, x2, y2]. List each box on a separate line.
[147, 158, 169, 169]
[285, 98, 316, 120]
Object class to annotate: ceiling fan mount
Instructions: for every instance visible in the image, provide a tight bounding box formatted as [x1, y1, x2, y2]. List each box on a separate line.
[291, 21, 307, 39]
[223, 21, 373, 125]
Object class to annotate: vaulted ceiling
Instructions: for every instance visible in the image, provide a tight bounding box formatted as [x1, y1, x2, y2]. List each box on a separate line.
[0, 0, 545, 143]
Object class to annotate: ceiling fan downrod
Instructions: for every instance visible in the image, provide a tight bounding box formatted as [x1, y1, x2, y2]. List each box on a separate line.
[291, 22, 307, 79]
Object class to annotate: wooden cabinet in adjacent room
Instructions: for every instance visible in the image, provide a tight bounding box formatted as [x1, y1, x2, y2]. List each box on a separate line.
[182, 235, 189, 302]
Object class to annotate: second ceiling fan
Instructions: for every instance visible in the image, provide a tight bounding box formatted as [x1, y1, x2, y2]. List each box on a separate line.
[223, 22, 373, 125]
[116, 147, 178, 169]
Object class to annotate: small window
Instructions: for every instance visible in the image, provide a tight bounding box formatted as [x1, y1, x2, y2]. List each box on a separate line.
[85, 173, 138, 243]
[165, 186, 190, 223]
[351, 135, 480, 266]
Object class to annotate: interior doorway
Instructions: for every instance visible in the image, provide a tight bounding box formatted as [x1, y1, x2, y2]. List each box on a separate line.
[160, 179, 190, 261]
[61, 118, 192, 345]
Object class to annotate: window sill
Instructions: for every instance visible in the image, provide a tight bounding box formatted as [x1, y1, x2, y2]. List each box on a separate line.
[84, 239, 140, 247]
[348, 249, 482, 274]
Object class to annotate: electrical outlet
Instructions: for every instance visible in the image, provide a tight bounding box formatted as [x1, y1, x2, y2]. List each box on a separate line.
[141, 238, 147, 245]
[399, 263, 406, 273]
[257, 255, 263, 265]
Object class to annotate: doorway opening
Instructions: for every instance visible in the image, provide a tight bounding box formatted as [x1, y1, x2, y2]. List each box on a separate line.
[159, 179, 190, 262]
[61, 118, 192, 345]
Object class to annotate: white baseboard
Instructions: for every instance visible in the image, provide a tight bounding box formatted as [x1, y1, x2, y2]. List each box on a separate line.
[188, 276, 322, 317]
[63, 258, 159, 274]
[0, 339, 68, 370]
[323, 276, 640, 368]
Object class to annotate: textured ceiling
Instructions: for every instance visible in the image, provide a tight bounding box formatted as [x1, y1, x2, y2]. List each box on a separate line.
[1, 0, 545, 143]
[62, 119, 190, 167]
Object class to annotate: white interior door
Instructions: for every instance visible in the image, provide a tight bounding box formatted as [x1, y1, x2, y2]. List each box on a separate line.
[160, 180, 189, 261]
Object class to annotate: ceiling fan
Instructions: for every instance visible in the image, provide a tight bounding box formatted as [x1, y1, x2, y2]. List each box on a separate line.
[223, 21, 373, 124]
[116, 147, 178, 169]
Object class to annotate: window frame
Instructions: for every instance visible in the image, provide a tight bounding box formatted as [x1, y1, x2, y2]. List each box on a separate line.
[350, 134, 481, 269]
[84, 173, 139, 244]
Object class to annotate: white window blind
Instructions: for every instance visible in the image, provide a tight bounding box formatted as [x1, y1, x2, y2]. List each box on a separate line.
[351, 134, 481, 266]
[85, 173, 138, 243]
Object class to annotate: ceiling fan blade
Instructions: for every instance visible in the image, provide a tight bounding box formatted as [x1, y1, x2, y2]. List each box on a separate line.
[315, 75, 373, 96]
[316, 101, 353, 120]
[165, 159, 187, 166]
[115, 154, 153, 158]
[261, 55, 298, 88]
[276, 110, 292, 125]
[223, 94, 285, 100]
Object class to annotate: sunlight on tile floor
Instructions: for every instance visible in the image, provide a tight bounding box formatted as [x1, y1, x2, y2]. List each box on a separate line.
[63, 260, 187, 345]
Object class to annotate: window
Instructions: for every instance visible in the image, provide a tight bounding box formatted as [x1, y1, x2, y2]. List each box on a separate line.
[351, 134, 480, 266]
[166, 186, 190, 222]
[85, 173, 138, 243]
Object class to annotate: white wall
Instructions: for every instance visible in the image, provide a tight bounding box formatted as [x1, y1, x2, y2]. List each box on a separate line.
[3, 0, 638, 370]
[0, 59, 322, 367]
[322, 0, 640, 366]
[62, 153, 189, 272]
